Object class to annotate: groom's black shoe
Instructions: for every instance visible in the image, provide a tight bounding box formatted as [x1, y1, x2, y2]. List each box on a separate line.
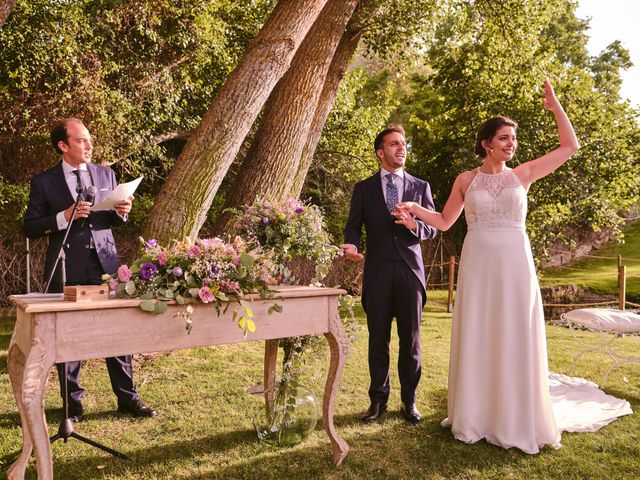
[362, 401, 387, 423]
[401, 403, 422, 424]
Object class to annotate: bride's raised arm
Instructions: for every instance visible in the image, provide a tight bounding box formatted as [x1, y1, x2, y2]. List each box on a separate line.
[395, 171, 470, 232]
[515, 79, 579, 188]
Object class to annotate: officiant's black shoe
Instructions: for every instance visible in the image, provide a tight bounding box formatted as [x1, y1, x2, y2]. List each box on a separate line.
[401, 403, 421, 424]
[362, 401, 387, 423]
[117, 399, 157, 418]
[67, 399, 84, 422]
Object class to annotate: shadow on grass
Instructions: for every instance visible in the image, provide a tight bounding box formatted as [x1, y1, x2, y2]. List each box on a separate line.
[170, 412, 531, 480]
[13, 427, 259, 479]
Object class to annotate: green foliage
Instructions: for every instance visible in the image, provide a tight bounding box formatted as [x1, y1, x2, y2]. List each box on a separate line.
[0, 177, 29, 235]
[125, 193, 155, 232]
[359, 0, 441, 60]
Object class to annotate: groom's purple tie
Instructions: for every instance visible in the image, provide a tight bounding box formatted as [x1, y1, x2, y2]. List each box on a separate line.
[385, 174, 398, 213]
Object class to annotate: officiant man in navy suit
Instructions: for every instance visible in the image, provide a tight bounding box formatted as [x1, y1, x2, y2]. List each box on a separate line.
[341, 125, 437, 424]
[23, 117, 156, 420]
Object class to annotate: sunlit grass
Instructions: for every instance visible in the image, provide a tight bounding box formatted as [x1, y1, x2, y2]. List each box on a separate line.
[540, 221, 640, 302]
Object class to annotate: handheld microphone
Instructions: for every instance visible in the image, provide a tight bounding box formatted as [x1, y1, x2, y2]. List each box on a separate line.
[78, 185, 97, 228]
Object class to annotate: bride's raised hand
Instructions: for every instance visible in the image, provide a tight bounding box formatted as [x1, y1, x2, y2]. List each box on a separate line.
[541, 79, 561, 112]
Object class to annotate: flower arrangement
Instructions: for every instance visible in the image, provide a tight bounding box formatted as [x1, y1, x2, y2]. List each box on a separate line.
[228, 197, 340, 284]
[104, 236, 278, 335]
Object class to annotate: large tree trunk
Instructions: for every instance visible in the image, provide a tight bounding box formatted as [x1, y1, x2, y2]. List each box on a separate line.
[289, 17, 365, 198]
[144, 0, 329, 245]
[212, 0, 359, 235]
[0, 0, 16, 27]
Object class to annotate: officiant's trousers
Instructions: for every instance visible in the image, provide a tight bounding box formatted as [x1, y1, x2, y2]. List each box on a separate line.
[52, 249, 139, 405]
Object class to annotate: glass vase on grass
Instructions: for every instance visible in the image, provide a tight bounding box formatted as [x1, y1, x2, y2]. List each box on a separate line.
[253, 383, 318, 447]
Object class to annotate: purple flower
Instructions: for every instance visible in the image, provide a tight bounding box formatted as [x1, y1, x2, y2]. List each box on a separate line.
[117, 265, 132, 282]
[172, 266, 183, 277]
[295, 206, 304, 214]
[140, 262, 158, 280]
[198, 286, 215, 303]
[261, 217, 270, 226]
[144, 239, 158, 249]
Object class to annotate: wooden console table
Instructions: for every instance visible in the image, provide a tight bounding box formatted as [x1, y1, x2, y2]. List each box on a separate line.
[7, 285, 350, 479]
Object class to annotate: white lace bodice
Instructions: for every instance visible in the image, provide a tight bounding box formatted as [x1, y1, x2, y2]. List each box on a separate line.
[465, 169, 527, 231]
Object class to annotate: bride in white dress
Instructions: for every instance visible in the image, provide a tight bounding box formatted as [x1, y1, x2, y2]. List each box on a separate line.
[394, 80, 630, 454]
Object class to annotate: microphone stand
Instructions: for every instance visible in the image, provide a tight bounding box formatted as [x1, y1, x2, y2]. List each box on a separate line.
[2, 189, 127, 473]
[47, 188, 127, 458]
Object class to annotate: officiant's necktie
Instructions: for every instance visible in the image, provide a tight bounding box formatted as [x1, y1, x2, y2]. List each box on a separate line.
[385, 174, 399, 213]
[71, 169, 85, 198]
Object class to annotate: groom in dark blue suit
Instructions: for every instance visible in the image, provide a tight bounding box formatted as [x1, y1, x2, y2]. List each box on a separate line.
[24, 118, 156, 420]
[341, 125, 437, 423]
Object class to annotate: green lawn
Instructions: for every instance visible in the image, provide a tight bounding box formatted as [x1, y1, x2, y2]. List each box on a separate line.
[540, 221, 640, 303]
[2, 291, 640, 479]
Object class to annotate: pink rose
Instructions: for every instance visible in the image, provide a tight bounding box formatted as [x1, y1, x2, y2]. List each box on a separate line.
[108, 278, 118, 291]
[117, 265, 132, 282]
[200, 237, 224, 250]
[198, 287, 215, 304]
[220, 280, 240, 293]
[187, 245, 201, 257]
[157, 251, 168, 265]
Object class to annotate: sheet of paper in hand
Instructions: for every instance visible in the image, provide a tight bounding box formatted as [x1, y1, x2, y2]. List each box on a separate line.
[91, 176, 143, 211]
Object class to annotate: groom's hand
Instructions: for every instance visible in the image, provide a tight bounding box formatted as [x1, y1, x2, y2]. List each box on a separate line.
[340, 243, 364, 262]
[393, 207, 417, 232]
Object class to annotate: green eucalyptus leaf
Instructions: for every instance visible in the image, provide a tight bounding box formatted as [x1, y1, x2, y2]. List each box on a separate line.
[124, 280, 136, 295]
[154, 301, 168, 314]
[139, 299, 156, 312]
[239, 253, 254, 267]
[116, 282, 128, 297]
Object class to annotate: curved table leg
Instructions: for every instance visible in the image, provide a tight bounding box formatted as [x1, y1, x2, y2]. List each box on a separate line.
[8, 313, 56, 480]
[323, 305, 350, 466]
[7, 344, 32, 480]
